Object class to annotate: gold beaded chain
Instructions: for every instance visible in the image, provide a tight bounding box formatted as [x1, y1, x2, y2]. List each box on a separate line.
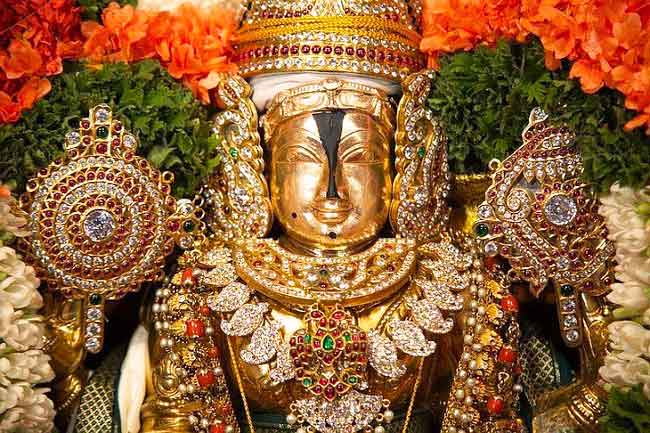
[401, 357, 425, 433]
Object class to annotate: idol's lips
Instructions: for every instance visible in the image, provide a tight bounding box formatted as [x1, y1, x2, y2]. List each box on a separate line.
[311, 198, 352, 224]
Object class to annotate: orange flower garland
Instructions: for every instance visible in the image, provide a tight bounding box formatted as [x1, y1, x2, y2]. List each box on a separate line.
[0, 0, 84, 123]
[81, 2, 239, 105]
[421, 0, 650, 133]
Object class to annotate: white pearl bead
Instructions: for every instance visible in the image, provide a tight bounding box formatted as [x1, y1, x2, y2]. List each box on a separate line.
[469, 360, 478, 370]
[206, 326, 215, 336]
[156, 289, 163, 298]
[462, 353, 471, 361]
[464, 396, 473, 405]
[383, 410, 394, 423]
[449, 428, 457, 433]
[475, 274, 484, 283]
[461, 414, 470, 423]
[200, 418, 209, 428]
[466, 317, 476, 327]
[514, 384, 523, 392]
[467, 378, 476, 387]
[286, 414, 297, 425]
[188, 415, 198, 425]
[472, 343, 482, 352]
[296, 428, 307, 433]
[452, 408, 460, 418]
[470, 301, 478, 310]
[477, 306, 486, 315]
[478, 288, 486, 298]
[225, 426, 234, 433]
[464, 335, 473, 344]
[214, 367, 223, 376]
[160, 304, 168, 313]
[163, 288, 170, 297]
[154, 321, 162, 330]
[458, 369, 468, 379]
[374, 426, 385, 433]
[455, 389, 465, 399]
[152, 304, 160, 313]
[187, 384, 194, 393]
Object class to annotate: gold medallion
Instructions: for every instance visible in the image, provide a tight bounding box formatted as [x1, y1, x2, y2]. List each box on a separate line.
[21, 105, 184, 353]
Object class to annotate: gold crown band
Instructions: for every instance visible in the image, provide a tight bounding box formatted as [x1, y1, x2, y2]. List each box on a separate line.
[262, 79, 395, 139]
[237, 16, 421, 46]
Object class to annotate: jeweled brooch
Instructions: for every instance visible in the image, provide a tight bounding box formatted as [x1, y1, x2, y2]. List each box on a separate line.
[20, 105, 196, 353]
[475, 108, 615, 347]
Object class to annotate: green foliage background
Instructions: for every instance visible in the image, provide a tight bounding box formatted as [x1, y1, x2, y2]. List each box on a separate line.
[428, 39, 650, 192]
[0, 61, 219, 197]
[601, 386, 650, 433]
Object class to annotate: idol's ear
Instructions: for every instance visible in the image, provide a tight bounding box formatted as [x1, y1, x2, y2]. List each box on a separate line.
[391, 71, 451, 243]
[474, 108, 615, 347]
[196, 75, 273, 241]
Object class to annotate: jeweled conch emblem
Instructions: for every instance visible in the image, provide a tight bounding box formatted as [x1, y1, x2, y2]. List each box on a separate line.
[20, 105, 182, 353]
[475, 108, 615, 347]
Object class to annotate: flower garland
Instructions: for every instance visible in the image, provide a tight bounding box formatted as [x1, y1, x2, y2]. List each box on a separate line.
[81, 1, 240, 104]
[0, 184, 55, 433]
[0, 0, 84, 124]
[421, 0, 650, 133]
[598, 184, 650, 432]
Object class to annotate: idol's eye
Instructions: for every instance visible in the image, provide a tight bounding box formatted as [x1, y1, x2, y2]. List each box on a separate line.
[279, 142, 325, 163]
[340, 146, 378, 163]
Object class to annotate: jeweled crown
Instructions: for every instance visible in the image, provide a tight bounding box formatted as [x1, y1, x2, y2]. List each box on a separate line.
[235, 0, 425, 82]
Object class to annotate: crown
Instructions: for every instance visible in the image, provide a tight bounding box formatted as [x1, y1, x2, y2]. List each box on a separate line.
[235, 0, 425, 82]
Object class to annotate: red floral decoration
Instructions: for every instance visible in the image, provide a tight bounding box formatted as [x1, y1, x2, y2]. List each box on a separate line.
[421, 0, 650, 133]
[0, 0, 84, 124]
[81, 2, 239, 105]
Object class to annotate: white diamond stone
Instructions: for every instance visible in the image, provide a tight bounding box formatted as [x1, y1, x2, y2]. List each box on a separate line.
[95, 108, 110, 122]
[83, 209, 116, 242]
[544, 194, 577, 226]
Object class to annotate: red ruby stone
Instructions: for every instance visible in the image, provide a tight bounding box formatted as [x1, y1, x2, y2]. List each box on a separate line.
[263, 46, 270, 56]
[281, 46, 289, 55]
[324, 385, 335, 400]
[345, 47, 354, 56]
[312, 45, 321, 54]
[356, 48, 366, 58]
[323, 46, 332, 54]
[290, 45, 299, 55]
[185, 319, 205, 337]
[500, 295, 519, 313]
[81, 120, 90, 129]
[377, 51, 385, 62]
[208, 346, 220, 358]
[487, 396, 504, 415]
[272, 46, 279, 55]
[367, 49, 376, 59]
[498, 347, 517, 363]
[197, 370, 215, 387]
[334, 46, 343, 55]
[96, 143, 107, 153]
[210, 424, 225, 433]
[301, 45, 311, 54]
[199, 305, 211, 315]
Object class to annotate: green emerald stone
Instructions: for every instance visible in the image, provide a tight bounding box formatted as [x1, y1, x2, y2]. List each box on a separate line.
[348, 376, 358, 384]
[475, 223, 489, 237]
[302, 378, 312, 387]
[323, 335, 335, 351]
[96, 126, 109, 139]
[183, 220, 195, 232]
[417, 147, 426, 158]
[89, 293, 102, 305]
[560, 284, 574, 296]
[229, 147, 239, 159]
[304, 334, 311, 343]
[344, 334, 352, 342]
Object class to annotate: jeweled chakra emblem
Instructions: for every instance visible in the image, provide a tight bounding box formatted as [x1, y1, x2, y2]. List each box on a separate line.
[20, 104, 180, 354]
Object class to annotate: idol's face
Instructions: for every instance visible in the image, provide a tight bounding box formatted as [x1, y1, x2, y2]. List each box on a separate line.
[268, 109, 393, 251]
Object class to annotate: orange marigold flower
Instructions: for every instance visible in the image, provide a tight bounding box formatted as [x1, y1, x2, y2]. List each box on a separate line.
[0, 40, 43, 80]
[81, 2, 239, 106]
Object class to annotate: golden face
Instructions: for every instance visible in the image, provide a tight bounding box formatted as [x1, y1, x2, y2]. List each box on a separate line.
[269, 109, 393, 251]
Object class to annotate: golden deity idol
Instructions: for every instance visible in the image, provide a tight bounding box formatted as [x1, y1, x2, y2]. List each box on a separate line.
[30, 2, 614, 433]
